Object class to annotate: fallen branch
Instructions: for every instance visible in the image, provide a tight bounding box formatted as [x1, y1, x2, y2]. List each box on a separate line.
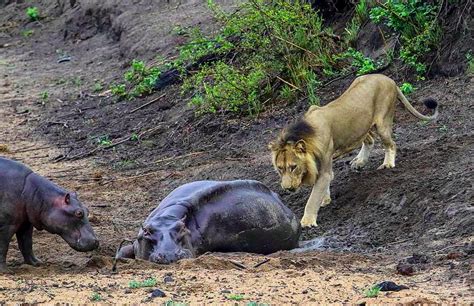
[275, 76, 301, 91]
[155, 151, 205, 164]
[80, 171, 177, 187]
[272, 34, 319, 59]
[253, 258, 270, 268]
[112, 239, 135, 272]
[10, 145, 56, 154]
[229, 260, 247, 270]
[130, 93, 166, 113]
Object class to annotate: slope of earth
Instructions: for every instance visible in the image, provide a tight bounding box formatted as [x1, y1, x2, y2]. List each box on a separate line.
[0, 0, 472, 304]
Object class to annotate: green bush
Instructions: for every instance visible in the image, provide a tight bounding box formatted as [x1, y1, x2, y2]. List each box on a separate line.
[342, 48, 378, 75]
[180, 0, 340, 114]
[400, 82, 415, 94]
[26, 7, 40, 21]
[370, 0, 441, 77]
[128, 277, 157, 289]
[111, 60, 161, 99]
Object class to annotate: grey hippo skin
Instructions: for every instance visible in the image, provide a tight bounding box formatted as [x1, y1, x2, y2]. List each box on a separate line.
[118, 180, 301, 264]
[0, 157, 99, 272]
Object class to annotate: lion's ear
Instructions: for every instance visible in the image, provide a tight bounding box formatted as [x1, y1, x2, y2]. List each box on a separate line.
[268, 141, 278, 151]
[294, 140, 306, 153]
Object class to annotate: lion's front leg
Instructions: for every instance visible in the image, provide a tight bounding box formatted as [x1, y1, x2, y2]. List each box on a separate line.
[301, 156, 333, 228]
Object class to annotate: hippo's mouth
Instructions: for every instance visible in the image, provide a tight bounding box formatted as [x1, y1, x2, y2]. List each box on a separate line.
[61, 228, 99, 252]
[148, 249, 193, 264]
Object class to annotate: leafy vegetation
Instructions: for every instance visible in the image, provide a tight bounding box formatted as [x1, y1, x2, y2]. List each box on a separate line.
[364, 285, 381, 298]
[39, 91, 49, 104]
[344, 0, 371, 45]
[26, 7, 40, 21]
[96, 135, 112, 147]
[400, 82, 415, 95]
[110, 60, 161, 99]
[109, 0, 444, 116]
[466, 51, 474, 74]
[93, 82, 103, 92]
[90, 292, 102, 301]
[342, 48, 379, 75]
[21, 30, 34, 37]
[227, 294, 245, 301]
[164, 301, 188, 306]
[128, 277, 157, 289]
[370, 0, 441, 78]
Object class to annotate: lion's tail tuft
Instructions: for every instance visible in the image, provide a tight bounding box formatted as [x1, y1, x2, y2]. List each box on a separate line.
[423, 98, 438, 110]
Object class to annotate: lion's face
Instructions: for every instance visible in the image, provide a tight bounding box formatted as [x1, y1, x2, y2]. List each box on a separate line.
[270, 140, 314, 192]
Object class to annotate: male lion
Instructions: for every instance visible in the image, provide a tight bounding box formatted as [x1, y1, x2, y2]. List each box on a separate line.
[269, 74, 438, 228]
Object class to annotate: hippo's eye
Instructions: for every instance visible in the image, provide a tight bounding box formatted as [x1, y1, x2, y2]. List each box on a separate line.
[74, 209, 84, 219]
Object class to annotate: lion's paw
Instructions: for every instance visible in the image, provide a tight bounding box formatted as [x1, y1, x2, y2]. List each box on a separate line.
[350, 157, 367, 170]
[300, 215, 318, 228]
[377, 163, 395, 170]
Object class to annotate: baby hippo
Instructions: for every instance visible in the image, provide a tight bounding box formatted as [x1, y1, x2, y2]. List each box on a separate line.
[0, 157, 99, 272]
[118, 180, 301, 264]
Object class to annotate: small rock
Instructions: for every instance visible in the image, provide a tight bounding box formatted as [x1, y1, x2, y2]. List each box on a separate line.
[163, 275, 173, 283]
[377, 281, 409, 291]
[302, 290, 308, 294]
[124, 289, 132, 294]
[446, 252, 464, 260]
[150, 289, 166, 298]
[407, 254, 429, 264]
[397, 263, 415, 276]
[220, 289, 231, 294]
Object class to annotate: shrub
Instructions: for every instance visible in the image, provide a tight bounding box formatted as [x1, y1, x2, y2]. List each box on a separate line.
[369, 0, 441, 77]
[26, 7, 40, 21]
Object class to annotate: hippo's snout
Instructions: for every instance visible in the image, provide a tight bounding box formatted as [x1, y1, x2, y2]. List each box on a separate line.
[149, 249, 192, 264]
[72, 237, 99, 252]
[62, 225, 99, 252]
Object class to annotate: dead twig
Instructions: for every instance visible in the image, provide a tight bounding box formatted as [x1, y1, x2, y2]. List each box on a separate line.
[10, 145, 55, 154]
[275, 76, 301, 91]
[253, 258, 270, 268]
[229, 260, 247, 270]
[47, 121, 69, 128]
[272, 34, 319, 59]
[80, 171, 176, 187]
[130, 93, 166, 113]
[112, 239, 135, 272]
[155, 151, 205, 164]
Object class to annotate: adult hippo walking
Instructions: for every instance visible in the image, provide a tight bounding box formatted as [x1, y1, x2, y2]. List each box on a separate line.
[118, 180, 301, 264]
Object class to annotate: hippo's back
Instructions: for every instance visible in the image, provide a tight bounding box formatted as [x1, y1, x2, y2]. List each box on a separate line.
[158, 180, 301, 255]
[0, 157, 32, 195]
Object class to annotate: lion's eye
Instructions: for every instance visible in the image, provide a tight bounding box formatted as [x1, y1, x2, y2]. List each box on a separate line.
[277, 166, 284, 173]
[289, 165, 297, 172]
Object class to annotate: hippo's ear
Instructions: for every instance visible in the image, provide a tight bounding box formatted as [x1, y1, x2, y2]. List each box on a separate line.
[65, 193, 71, 205]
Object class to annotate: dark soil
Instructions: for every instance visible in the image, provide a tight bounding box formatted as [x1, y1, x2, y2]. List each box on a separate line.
[0, 0, 472, 304]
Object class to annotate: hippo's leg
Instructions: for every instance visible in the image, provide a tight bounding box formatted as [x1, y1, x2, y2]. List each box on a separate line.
[0, 225, 15, 273]
[16, 223, 40, 266]
[117, 244, 135, 259]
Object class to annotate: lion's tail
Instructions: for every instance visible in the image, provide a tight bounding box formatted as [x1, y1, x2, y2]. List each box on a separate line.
[396, 87, 439, 121]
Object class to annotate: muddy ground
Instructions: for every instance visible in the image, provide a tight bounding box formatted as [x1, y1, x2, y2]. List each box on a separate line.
[0, 0, 473, 304]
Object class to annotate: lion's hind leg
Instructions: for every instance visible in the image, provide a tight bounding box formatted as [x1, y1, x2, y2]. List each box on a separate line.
[350, 131, 375, 170]
[375, 118, 396, 169]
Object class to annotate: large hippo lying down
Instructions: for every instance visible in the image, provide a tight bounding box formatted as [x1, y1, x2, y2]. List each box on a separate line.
[0, 157, 99, 272]
[118, 180, 301, 264]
